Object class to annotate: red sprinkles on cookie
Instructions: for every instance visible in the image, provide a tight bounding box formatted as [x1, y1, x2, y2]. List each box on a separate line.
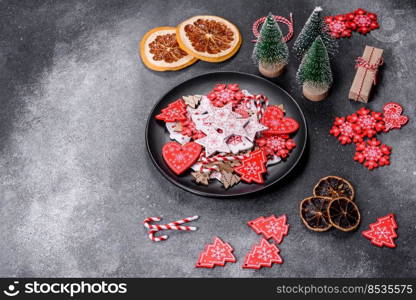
[354, 138, 391, 170]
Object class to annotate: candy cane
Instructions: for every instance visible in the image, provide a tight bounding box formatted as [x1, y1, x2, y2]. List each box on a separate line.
[199, 164, 220, 173]
[252, 13, 294, 43]
[200, 154, 247, 164]
[143, 216, 199, 242]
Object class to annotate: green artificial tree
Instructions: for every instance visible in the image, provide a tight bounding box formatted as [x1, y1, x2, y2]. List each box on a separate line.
[296, 35, 333, 101]
[253, 13, 289, 78]
[293, 6, 338, 58]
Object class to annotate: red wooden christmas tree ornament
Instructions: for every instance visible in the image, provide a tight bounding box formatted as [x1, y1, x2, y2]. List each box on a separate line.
[247, 216, 266, 234]
[155, 99, 188, 122]
[242, 238, 283, 269]
[362, 214, 398, 248]
[234, 149, 267, 183]
[196, 237, 236, 268]
[248, 214, 289, 244]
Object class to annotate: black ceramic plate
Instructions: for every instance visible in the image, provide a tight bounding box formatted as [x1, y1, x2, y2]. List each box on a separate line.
[146, 72, 307, 197]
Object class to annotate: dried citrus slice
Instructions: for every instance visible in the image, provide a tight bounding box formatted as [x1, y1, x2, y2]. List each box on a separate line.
[313, 176, 355, 201]
[299, 196, 332, 232]
[176, 15, 242, 62]
[327, 197, 361, 232]
[140, 27, 197, 71]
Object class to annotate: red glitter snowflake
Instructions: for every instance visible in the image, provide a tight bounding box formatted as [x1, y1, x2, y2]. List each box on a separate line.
[354, 138, 391, 170]
[330, 116, 363, 144]
[255, 135, 296, 159]
[207, 84, 245, 108]
[354, 107, 385, 138]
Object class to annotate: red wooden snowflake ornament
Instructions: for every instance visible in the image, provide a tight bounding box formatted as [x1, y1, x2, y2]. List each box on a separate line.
[207, 83, 244, 108]
[325, 8, 379, 38]
[234, 149, 267, 183]
[196, 237, 236, 268]
[362, 214, 398, 248]
[255, 135, 296, 158]
[354, 138, 391, 170]
[354, 107, 385, 138]
[155, 99, 187, 122]
[383, 102, 409, 132]
[248, 214, 289, 244]
[242, 238, 283, 269]
[330, 116, 363, 144]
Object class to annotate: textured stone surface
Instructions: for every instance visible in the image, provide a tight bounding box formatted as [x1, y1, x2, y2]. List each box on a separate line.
[0, 0, 415, 277]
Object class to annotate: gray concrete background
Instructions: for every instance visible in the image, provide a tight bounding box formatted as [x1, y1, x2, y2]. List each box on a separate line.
[0, 0, 415, 277]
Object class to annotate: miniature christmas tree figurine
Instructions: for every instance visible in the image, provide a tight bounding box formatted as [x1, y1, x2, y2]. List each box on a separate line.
[253, 13, 289, 78]
[293, 6, 338, 58]
[296, 35, 333, 101]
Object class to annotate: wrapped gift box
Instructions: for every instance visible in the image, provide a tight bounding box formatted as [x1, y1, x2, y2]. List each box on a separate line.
[349, 46, 384, 103]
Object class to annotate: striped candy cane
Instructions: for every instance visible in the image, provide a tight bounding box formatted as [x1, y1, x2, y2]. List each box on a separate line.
[143, 216, 199, 242]
[199, 154, 247, 164]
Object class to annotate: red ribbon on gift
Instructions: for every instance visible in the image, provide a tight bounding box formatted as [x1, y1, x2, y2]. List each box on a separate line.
[355, 55, 384, 84]
[354, 48, 384, 101]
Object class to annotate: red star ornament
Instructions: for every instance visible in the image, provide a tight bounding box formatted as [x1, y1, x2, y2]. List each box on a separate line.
[248, 214, 289, 244]
[195, 129, 230, 157]
[162, 142, 202, 175]
[234, 149, 267, 183]
[362, 214, 398, 248]
[155, 99, 187, 122]
[242, 238, 283, 269]
[196, 237, 236, 268]
[383, 102, 409, 132]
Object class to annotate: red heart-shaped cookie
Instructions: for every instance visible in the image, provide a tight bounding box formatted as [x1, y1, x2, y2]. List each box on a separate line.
[162, 142, 202, 175]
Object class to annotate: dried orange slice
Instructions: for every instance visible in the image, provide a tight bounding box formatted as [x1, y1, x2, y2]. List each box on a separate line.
[300, 196, 332, 232]
[140, 27, 197, 71]
[313, 176, 355, 201]
[176, 15, 242, 62]
[327, 197, 361, 232]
